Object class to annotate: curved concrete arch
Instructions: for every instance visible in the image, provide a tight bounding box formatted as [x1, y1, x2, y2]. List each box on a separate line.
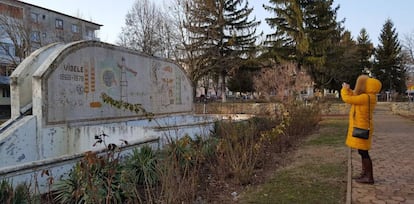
[29, 40, 194, 126]
[10, 42, 64, 119]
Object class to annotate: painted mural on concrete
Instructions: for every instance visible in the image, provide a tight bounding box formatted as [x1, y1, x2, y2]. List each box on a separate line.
[45, 45, 192, 125]
[1, 41, 217, 194]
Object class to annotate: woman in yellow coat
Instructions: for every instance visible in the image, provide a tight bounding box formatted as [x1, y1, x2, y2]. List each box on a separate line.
[341, 75, 382, 184]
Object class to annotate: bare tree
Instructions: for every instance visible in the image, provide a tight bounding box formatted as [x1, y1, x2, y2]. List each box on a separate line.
[166, 0, 194, 62]
[168, 0, 206, 88]
[402, 31, 414, 64]
[254, 62, 312, 101]
[0, 13, 32, 68]
[117, 0, 180, 58]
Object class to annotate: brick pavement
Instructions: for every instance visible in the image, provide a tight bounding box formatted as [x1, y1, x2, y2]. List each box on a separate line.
[350, 103, 414, 204]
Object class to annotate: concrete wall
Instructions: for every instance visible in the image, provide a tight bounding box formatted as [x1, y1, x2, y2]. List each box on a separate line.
[0, 116, 37, 167]
[0, 41, 213, 193]
[195, 102, 414, 118]
[10, 43, 63, 118]
[0, 114, 215, 193]
[390, 102, 414, 117]
[0, 136, 160, 194]
[32, 41, 193, 126]
[2, 41, 196, 166]
[194, 102, 350, 116]
[195, 102, 283, 115]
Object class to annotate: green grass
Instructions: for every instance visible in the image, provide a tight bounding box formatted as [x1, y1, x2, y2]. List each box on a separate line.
[306, 119, 348, 146]
[240, 118, 348, 204]
[242, 164, 346, 204]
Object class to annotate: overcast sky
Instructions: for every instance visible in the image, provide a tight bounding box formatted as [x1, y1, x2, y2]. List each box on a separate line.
[21, 0, 414, 46]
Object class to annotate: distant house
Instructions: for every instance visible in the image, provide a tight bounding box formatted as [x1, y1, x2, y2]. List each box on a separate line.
[406, 64, 414, 93]
[0, 0, 102, 115]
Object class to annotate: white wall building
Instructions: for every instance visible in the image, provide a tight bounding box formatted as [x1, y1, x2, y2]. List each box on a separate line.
[0, 0, 102, 113]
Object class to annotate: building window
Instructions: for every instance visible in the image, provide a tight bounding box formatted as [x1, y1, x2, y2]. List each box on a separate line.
[86, 28, 94, 39]
[30, 12, 39, 23]
[30, 31, 41, 42]
[55, 19, 63, 29]
[2, 87, 10, 98]
[71, 24, 80, 33]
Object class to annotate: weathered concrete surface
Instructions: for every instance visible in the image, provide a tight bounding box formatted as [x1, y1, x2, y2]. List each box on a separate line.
[10, 43, 63, 118]
[0, 136, 160, 194]
[195, 102, 283, 115]
[2, 41, 197, 167]
[0, 41, 216, 193]
[195, 101, 350, 116]
[31, 41, 193, 126]
[390, 102, 414, 118]
[350, 103, 414, 203]
[0, 116, 37, 167]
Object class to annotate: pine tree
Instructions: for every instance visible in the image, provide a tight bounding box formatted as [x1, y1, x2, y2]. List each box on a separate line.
[227, 67, 255, 94]
[264, 0, 342, 90]
[263, 0, 308, 63]
[373, 19, 405, 93]
[335, 30, 360, 87]
[303, 0, 342, 89]
[184, 0, 259, 101]
[356, 28, 374, 71]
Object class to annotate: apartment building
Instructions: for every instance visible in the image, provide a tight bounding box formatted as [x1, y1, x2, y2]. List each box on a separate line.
[0, 0, 102, 116]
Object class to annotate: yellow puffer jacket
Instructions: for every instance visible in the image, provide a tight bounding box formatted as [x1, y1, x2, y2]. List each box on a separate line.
[341, 78, 382, 150]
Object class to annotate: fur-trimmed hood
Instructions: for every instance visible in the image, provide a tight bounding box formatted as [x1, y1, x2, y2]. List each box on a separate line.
[365, 78, 382, 94]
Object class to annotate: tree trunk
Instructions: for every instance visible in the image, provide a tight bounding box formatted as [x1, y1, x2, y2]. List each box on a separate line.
[221, 72, 227, 102]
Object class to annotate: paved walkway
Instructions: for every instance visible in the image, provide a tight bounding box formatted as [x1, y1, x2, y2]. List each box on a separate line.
[350, 103, 414, 204]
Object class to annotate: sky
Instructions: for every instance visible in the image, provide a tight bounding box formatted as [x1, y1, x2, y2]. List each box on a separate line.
[21, 0, 414, 46]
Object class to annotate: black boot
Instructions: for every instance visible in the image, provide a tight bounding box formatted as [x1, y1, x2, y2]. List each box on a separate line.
[356, 158, 374, 184]
[352, 159, 366, 179]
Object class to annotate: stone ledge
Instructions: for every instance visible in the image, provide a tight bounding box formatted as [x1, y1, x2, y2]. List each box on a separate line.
[390, 102, 414, 117]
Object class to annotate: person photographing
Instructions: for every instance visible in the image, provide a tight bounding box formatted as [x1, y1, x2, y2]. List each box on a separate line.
[341, 75, 382, 184]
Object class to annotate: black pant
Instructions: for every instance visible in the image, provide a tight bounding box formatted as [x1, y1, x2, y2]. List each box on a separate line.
[358, 149, 370, 159]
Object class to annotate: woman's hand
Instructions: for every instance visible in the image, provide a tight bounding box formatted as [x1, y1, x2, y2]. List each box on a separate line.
[342, 82, 350, 89]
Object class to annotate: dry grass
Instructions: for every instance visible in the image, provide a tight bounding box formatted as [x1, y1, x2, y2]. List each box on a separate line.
[239, 119, 348, 204]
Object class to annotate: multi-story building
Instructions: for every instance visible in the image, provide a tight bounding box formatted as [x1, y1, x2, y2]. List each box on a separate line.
[0, 0, 102, 116]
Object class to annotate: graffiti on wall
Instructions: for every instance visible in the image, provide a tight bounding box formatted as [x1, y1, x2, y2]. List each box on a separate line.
[46, 46, 191, 124]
